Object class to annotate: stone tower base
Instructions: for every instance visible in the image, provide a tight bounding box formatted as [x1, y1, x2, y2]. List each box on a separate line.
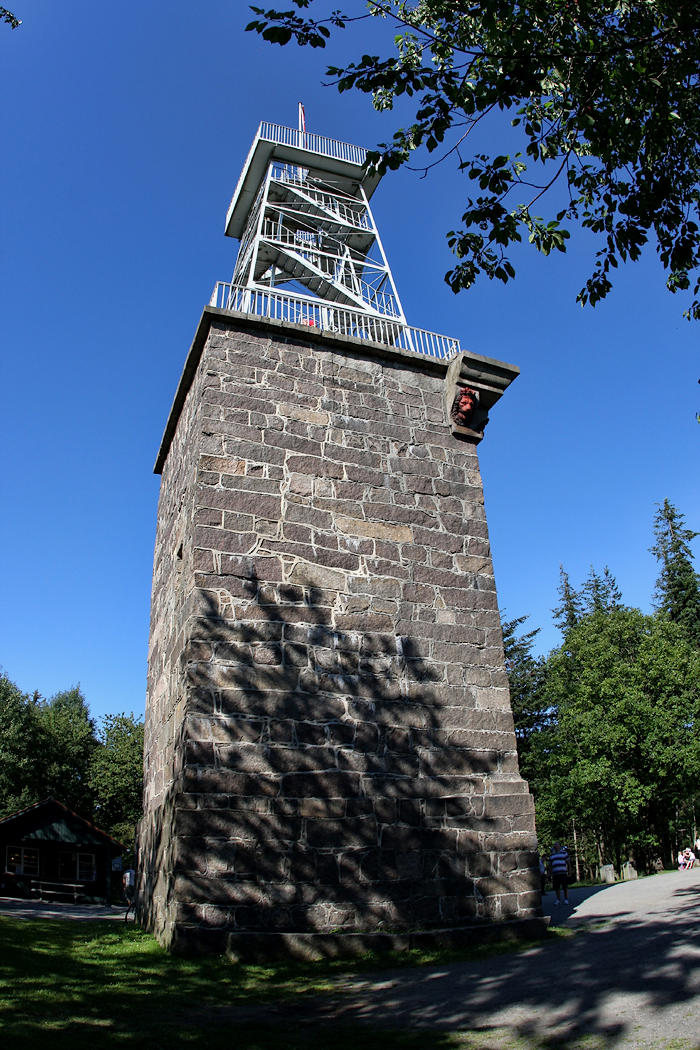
[137, 308, 542, 954]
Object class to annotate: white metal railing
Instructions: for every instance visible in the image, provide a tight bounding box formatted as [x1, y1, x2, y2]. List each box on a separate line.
[259, 122, 367, 167]
[209, 283, 460, 360]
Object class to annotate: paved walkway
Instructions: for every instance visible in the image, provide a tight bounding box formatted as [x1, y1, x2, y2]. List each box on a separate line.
[231, 870, 700, 1047]
[541, 880, 623, 927]
[0, 896, 128, 921]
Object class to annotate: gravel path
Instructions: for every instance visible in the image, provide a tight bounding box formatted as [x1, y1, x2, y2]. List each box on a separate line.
[232, 870, 700, 1047]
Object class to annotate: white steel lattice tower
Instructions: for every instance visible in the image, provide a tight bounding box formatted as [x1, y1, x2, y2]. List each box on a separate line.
[224, 121, 405, 322]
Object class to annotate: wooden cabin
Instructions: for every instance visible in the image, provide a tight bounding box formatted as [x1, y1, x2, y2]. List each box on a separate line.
[0, 797, 124, 904]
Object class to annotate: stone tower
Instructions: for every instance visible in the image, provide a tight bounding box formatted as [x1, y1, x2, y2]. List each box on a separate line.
[137, 121, 542, 956]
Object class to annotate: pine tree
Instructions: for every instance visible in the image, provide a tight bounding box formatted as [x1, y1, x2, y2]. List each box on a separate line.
[552, 566, 584, 633]
[650, 500, 700, 645]
[501, 615, 549, 754]
[582, 566, 623, 614]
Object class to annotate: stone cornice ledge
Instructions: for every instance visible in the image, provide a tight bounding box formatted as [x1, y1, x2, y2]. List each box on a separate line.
[154, 306, 518, 474]
[445, 349, 520, 444]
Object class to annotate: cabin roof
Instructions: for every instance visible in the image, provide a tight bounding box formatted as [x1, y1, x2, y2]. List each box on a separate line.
[0, 797, 125, 853]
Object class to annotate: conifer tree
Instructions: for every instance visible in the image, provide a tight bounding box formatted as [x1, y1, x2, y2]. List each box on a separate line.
[552, 566, 584, 634]
[582, 566, 623, 614]
[501, 614, 548, 756]
[650, 500, 700, 645]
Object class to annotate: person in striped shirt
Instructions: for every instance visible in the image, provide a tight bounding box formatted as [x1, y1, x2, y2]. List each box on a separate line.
[549, 843, 571, 905]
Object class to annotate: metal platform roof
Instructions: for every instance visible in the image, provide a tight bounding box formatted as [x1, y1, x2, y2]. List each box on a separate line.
[225, 122, 382, 239]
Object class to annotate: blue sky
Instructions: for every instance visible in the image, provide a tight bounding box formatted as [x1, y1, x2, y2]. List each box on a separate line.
[1, 1, 698, 719]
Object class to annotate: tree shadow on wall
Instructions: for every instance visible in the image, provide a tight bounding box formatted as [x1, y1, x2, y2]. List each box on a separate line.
[141, 563, 535, 951]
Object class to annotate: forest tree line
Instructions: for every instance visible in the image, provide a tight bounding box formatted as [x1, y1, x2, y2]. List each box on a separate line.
[505, 500, 700, 876]
[0, 678, 143, 850]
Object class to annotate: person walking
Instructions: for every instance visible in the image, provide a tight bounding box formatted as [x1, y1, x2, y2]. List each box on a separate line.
[122, 867, 136, 922]
[550, 842, 571, 906]
[539, 854, 547, 895]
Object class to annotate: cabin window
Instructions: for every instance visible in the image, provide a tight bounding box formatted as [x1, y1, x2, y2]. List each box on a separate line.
[78, 854, 96, 882]
[5, 846, 39, 876]
[59, 851, 96, 882]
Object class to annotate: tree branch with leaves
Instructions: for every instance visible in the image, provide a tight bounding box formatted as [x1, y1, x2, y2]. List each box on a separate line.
[247, 1, 700, 319]
[1, 7, 21, 29]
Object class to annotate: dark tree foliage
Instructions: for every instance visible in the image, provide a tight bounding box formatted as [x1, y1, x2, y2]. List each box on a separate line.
[552, 564, 622, 635]
[581, 565, 623, 614]
[650, 498, 700, 644]
[500, 614, 549, 756]
[247, 1, 700, 319]
[34, 688, 99, 818]
[0, 674, 144, 842]
[551, 565, 584, 633]
[531, 608, 700, 870]
[514, 507, 699, 872]
[89, 714, 144, 847]
[0, 673, 43, 818]
[0, 7, 20, 28]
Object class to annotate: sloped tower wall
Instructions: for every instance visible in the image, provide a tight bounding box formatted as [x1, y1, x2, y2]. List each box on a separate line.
[137, 308, 541, 955]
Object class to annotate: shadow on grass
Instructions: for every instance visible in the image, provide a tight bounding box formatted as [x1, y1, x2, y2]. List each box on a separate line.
[0, 915, 549, 1049]
[5, 902, 700, 1050]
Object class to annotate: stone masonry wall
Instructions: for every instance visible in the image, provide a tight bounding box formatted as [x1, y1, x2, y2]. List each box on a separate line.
[138, 340, 210, 943]
[138, 312, 540, 953]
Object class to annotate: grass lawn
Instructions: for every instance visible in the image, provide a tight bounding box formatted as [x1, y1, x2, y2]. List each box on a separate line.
[0, 915, 558, 1050]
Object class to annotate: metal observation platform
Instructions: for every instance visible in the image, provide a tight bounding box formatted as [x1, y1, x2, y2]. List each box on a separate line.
[211, 121, 461, 360]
